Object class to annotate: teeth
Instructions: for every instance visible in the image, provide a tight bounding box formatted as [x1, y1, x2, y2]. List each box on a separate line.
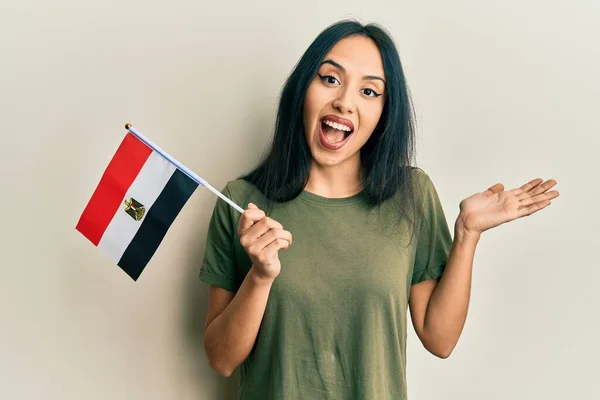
[323, 119, 352, 132]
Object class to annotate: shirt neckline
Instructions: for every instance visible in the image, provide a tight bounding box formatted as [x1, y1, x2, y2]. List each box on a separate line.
[298, 189, 364, 206]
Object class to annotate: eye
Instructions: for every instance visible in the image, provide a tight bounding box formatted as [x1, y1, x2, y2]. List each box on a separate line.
[362, 88, 382, 98]
[317, 73, 340, 85]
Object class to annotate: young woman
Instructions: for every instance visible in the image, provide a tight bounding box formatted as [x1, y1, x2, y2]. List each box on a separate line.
[199, 20, 559, 400]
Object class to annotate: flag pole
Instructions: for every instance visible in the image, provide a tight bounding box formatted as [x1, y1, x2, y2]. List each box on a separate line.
[125, 123, 245, 214]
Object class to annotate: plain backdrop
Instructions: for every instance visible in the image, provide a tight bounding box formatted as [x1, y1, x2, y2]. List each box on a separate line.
[1, 1, 598, 399]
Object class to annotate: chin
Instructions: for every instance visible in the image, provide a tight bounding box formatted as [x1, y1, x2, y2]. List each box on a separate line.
[312, 146, 358, 169]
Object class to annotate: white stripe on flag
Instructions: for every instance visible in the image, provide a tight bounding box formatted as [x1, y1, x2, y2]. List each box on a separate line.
[97, 151, 176, 263]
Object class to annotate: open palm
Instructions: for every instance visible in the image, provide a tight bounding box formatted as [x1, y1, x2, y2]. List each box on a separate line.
[458, 178, 560, 234]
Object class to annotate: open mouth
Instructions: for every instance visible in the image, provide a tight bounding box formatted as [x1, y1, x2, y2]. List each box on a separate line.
[319, 117, 354, 150]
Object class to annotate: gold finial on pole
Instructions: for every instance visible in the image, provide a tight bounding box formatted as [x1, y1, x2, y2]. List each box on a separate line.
[125, 123, 132, 130]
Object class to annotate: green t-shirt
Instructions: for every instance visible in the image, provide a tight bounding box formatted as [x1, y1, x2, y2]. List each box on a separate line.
[199, 169, 452, 400]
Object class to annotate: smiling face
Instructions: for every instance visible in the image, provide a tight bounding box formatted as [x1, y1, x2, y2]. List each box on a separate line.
[303, 35, 386, 171]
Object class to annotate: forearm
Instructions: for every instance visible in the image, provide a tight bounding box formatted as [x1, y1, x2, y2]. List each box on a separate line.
[422, 221, 480, 356]
[203, 266, 274, 376]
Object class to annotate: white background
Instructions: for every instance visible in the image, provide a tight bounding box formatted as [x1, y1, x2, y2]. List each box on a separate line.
[1, 1, 598, 399]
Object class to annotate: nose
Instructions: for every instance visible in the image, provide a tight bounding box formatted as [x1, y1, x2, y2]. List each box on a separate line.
[332, 87, 355, 114]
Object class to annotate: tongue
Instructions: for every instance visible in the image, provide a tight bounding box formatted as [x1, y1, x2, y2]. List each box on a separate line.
[323, 126, 346, 144]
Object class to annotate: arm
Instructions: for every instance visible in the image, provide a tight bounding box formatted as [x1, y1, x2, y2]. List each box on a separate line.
[409, 224, 478, 359]
[409, 177, 558, 358]
[203, 268, 275, 377]
[203, 203, 292, 377]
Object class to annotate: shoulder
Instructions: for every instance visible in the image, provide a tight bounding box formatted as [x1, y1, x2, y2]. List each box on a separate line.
[409, 167, 435, 188]
[222, 178, 255, 197]
[386, 167, 436, 204]
[407, 168, 444, 203]
[405, 168, 444, 214]
[222, 178, 269, 209]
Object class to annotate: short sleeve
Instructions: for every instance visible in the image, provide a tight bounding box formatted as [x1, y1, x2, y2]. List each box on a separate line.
[199, 184, 241, 292]
[411, 172, 453, 285]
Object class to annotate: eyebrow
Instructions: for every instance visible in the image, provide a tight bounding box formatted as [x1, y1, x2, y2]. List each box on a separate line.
[320, 59, 386, 85]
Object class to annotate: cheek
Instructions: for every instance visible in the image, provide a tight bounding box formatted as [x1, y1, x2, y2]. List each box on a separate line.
[305, 83, 330, 113]
[303, 86, 324, 133]
[303, 86, 317, 126]
[359, 104, 384, 135]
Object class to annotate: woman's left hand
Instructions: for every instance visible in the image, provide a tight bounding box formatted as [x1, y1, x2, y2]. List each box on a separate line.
[457, 178, 560, 235]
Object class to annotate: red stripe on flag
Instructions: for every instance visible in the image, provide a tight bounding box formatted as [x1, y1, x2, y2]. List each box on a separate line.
[76, 133, 152, 245]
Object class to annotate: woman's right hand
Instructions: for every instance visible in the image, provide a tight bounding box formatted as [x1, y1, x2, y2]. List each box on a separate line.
[237, 203, 292, 282]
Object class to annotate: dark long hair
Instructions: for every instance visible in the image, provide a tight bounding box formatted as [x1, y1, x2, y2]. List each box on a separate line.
[241, 19, 421, 234]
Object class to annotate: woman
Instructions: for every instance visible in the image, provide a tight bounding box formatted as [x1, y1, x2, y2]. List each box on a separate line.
[199, 20, 559, 400]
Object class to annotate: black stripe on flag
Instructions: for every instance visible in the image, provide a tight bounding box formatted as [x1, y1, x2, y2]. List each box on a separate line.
[118, 169, 199, 280]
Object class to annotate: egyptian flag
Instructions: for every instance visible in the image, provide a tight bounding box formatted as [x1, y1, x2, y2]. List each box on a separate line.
[76, 132, 198, 280]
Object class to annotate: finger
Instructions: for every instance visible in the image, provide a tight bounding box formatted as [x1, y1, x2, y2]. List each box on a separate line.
[248, 229, 291, 255]
[516, 179, 557, 199]
[517, 198, 552, 218]
[238, 211, 261, 233]
[240, 218, 285, 250]
[238, 204, 266, 233]
[484, 183, 504, 195]
[262, 237, 293, 255]
[251, 228, 292, 252]
[270, 229, 292, 248]
[512, 178, 544, 197]
[245, 217, 284, 240]
[528, 179, 558, 197]
[519, 189, 560, 208]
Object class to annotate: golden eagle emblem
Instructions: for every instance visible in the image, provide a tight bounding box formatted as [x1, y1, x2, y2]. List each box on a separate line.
[124, 197, 145, 221]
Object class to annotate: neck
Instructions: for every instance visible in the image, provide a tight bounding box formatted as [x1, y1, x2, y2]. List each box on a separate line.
[304, 156, 362, 198]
